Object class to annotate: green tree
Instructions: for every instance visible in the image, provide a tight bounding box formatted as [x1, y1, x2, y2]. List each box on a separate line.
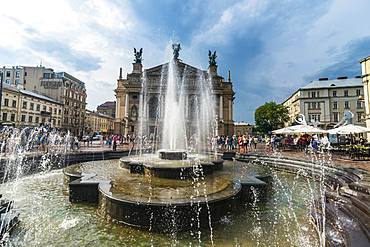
[254, 101, 289, 134]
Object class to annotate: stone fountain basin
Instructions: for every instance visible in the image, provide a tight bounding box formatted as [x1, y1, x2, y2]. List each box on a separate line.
[119, 154, 224, 179]
[63, 159, 249, 232]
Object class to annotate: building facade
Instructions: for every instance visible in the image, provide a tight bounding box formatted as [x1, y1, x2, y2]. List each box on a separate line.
[97, 101, 116, 118]
[1, 66, 87, 135]
[114, 50, 234, 137]
[360, 56, 370, 139]
[1, 84, 63, 128]
[283, 77, 365, 128]
[85, 110, 114, 135]
[234, 122, 253, 136]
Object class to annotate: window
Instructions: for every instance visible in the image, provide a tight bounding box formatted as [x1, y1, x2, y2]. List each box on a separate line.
[344, 90, 348, 97]
[357, 101, 362, 109]
[43, 106, 46, 111]
[15, 71, 20, 78]
[49, 107, 52, 112]
[54, 108, 57, 114]
[36, 104, 40, 111]
[58, 109, 61, 115]
[35, 117, 39, 123]
[311, 92, 316, 98]
[22, 101, 27, 109]
[356, 89, 361, 96]
[5, 79, 10, 84]
[333, 101, 338, 109]
[333, 112, 339, 122]
[6, 71, 10, 77]
[41, 118, 45, 123]
[333, 91, 337, 97]
[12, 100, 16, 108]
[344, 101, 350, 109]
[28, 116, 33, 123]
[357, 113, 363, 122]
[148, 97, 159, 119]
[24, 71, 27, 76]
[15, 79, 20, 85]
[21, 115, 26, 122]
[30, 103, 34, 110]
[10, 114, 15, 122]
[317, 91, 320, 97]
[4, 98, 9, 107]
[2, 113, 7, 121]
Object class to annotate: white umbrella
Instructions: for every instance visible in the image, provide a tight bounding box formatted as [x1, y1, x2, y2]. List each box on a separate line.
[272, 125, 327, 134]
[327, 124, 370, 135]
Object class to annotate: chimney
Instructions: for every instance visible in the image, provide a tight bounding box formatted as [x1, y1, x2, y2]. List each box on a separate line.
[228, 70, 231, 82]
[119, 67, 122, 79]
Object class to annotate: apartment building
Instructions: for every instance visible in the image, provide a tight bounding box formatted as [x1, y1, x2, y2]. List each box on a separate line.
[283, 77, 365, 128]
[1, 83, 63, 128]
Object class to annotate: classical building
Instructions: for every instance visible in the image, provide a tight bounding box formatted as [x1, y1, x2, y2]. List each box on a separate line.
[283, 77, 365, 128]
[1, 66, 87, 135]
[114, 47, 234, 137]
[360, 55, 370, 139]
[97, 101, 116, 118]
[1, 83, 63, 128]
[85, 110, 114, 135]
[234, 122, 253, 136]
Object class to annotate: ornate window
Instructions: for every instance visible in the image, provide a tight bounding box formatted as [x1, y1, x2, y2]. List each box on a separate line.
[148, 96, 159, 119]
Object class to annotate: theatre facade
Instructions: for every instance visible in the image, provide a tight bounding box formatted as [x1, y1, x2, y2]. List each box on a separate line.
[114, 48, 234, 138]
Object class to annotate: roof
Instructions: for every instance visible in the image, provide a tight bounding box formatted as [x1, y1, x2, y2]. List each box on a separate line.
[20, 89, 63, 105]
[97, 101, 116, 108]
[86, 110, 114, 119]
[300, 78, 362, 90]
[3, 83, 62, 105]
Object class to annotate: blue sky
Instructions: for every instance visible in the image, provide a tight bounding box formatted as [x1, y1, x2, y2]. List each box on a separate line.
[1, 0, 370, 123]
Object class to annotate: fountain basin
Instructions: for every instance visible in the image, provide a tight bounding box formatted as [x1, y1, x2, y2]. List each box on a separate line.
[158, 149, 187, 160]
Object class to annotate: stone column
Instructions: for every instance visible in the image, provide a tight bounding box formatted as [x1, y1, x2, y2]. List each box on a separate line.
[125, 93, 129, 118]
[219, 95, 223, 119]
[228, 99, 232, 120]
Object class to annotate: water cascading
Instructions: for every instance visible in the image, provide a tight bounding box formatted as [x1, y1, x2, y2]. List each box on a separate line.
[161, 58, 187, 150]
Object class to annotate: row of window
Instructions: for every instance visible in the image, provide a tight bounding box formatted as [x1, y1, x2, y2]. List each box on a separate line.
[3, 70, 21, 78]
[1, 113, 61, 125]
[3, 98, 62, 114]
[308, 89, 362, 98]
[308, 113, 363, 123]
[332, 101, 363, 109]
[332, 112, 363, 123]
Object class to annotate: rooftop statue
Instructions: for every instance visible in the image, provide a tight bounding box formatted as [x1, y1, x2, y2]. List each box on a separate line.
[209, 50, 217, 66]
[134, 48, 143, 64]
[172, 43, 181, 60]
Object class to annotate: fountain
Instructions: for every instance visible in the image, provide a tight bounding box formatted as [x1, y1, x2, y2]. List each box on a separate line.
[0, 44, 368, 246]
[64, 44, 269, 233]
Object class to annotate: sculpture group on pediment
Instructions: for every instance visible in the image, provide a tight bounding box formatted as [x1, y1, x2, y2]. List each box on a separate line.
[134, 48, 143, 64]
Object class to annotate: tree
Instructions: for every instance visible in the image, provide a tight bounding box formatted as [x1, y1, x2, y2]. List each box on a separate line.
[254, 101, 289, 134]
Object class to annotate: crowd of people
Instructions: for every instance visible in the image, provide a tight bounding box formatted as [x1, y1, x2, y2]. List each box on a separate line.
[211, 135, 261, 153]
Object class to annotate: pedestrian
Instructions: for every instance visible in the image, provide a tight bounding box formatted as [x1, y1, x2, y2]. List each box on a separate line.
[112, 135, 117, 151]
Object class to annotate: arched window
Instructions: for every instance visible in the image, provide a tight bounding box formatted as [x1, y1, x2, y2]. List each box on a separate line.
[131, 105, 138, 120]
[148, 96, 159, 119]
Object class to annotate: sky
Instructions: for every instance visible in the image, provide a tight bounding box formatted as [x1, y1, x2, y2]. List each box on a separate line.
[1, 0, 370, 123]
